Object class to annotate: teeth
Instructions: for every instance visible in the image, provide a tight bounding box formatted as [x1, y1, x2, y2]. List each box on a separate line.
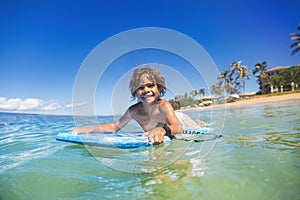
[142, 93, 154, 99]
[142, 95, 152, 99]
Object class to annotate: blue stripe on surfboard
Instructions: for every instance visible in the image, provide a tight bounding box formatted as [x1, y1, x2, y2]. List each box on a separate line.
[56, 128, 211, 149]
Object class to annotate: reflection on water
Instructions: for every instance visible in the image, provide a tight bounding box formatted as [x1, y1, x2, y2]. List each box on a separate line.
[227, 132, 300, 151]
[87, 138, 199, 173]
[224, 101, 300, 152]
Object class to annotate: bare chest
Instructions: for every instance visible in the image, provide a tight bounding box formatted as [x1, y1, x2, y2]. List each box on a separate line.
[133, 108, 167, 131]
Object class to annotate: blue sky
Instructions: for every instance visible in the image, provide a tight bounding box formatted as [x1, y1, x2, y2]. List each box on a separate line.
[0, 0, 299, 115]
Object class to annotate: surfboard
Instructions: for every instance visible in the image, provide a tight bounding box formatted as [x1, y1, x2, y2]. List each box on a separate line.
[56, 128, 210, 149]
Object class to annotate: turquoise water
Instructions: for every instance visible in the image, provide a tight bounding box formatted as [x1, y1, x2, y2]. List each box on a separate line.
[0, 100, 299, 200]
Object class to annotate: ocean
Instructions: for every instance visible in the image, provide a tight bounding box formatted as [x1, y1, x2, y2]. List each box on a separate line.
[0, 100, 299, 200]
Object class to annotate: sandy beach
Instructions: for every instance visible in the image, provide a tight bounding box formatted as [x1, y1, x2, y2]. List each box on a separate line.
[186, 92, 300, 111]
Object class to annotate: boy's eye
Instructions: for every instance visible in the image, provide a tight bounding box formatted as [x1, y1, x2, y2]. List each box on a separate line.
[136, 86, 144, 91]
[136, 83, 156, 91]
[146, 83, 155, 88]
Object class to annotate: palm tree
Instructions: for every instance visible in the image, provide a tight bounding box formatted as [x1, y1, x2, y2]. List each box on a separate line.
[240, 65, 250, 94]
[218, 70, 236, 95]
[211, 81, 224, 97]
[252, 61, 270, 94]
[198, 88, 205, 97]
[230, 61, 250, 95]
[290, 25, 300, 55]
[191, 90, 198, 99]
[230, 61, 241, 75]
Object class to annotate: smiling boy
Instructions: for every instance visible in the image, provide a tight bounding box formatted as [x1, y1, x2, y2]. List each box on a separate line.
[73, 66, 183, 144]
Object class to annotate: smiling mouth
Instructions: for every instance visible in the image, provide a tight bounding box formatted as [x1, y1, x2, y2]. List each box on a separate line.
[141, 92, 155, 100]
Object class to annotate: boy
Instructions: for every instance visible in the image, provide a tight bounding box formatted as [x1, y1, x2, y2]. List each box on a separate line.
[73, 66, 183, 145]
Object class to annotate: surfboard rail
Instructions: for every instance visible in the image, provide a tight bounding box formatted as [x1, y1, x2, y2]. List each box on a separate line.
[56, 128, 212, 149]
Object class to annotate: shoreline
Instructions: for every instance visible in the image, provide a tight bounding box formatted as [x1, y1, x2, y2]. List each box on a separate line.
[181, 92, 300, 111]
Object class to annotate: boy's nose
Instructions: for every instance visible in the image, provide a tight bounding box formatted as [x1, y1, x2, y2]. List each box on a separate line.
[143, 86, 151, 92]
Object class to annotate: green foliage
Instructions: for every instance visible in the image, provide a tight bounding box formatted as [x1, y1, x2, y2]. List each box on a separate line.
[290, 25, 300, 55]
[279, 66, 300, 84]
[169, 90, 205, 110]
[211, 61, 250, 96]
[169, 99, 181, 110]
[252, 61, 270, 94]
[270, 75, 285, 87]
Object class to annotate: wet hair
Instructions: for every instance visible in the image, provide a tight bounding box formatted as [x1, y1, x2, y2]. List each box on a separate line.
[129, 66, 166, 100]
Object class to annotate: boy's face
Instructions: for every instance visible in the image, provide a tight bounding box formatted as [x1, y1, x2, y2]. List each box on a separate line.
[135, 74, 159, 105]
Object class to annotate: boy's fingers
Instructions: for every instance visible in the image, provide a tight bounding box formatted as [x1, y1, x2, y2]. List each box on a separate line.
[144, 131, 164, 145]
[153, 133, 164, 145]
[142, 132, 148, 137]
[148, 135, 153, 144]
[154, 133, 158, 143]
[144, 131, 153, 144]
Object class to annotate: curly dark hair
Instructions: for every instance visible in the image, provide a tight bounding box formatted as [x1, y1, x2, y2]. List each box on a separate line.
[129, 65, 166, 100]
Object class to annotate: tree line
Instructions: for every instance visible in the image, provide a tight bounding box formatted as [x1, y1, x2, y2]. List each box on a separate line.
[213, 61, 300, 96]
[169, 24, 300, 109]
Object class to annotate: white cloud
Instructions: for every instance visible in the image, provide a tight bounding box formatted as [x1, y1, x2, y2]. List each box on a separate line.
[41, 101, 61, 111]
[0, 97, 61, 112]
[18, 98, 44, 111]
[65, 101, 88, 108]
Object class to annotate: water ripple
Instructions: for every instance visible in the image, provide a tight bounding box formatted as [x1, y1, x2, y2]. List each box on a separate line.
[0, 115, 74, 174]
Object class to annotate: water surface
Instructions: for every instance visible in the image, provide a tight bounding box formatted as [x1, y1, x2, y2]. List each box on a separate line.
[0, 100, 299, 200]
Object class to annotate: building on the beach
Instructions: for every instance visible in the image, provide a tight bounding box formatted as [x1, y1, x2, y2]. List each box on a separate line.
[239, 92, 256, 98]
[262, 65, 300, 94]
[198, 96, 218, 106]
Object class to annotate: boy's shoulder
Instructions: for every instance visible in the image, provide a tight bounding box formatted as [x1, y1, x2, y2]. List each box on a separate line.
[159, 99, 173, 109]
[128, 102, 142, 111]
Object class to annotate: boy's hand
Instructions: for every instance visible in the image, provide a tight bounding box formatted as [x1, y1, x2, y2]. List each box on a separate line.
[72, 127, 90, 134]
[143, 127, 166, 145]
[72, 129, 81, 134]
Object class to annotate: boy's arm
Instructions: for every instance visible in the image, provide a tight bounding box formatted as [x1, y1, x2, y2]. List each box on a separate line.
[162, 100, 183, 134]
[144, 100, 182, 144]
[73, 109, 132, 134]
